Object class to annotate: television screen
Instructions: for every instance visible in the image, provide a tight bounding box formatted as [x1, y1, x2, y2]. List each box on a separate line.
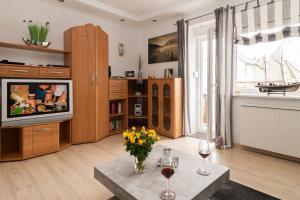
[7, 82, 69, 118]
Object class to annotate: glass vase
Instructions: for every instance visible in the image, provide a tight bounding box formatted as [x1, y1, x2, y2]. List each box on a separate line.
[134, 157, 145, 174]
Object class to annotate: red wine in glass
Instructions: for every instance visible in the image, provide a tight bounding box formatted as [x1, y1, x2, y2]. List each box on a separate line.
[197, 140, 211, 176]
[198, 150, 210, 159]
[161, 167, 175, 179]
[160, 156, 176, 200]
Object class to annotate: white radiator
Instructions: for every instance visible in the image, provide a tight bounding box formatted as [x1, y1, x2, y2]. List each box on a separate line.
[240, 104, 300, 158]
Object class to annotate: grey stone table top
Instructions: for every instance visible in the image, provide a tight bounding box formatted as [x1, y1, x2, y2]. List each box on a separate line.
[94, 144, 230, 200]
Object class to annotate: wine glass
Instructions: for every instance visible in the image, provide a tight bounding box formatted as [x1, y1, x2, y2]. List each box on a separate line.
[197, 140, 210, 176]
[159, 154, 176, 200]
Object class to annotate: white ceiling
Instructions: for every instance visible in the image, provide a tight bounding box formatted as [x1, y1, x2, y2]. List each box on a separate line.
[72, 0, 222, 22]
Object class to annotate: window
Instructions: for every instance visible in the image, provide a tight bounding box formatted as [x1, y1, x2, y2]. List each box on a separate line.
[235, 37, 300, 95]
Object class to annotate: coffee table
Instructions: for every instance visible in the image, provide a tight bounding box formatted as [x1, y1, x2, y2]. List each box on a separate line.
[94, 145, 229, 200]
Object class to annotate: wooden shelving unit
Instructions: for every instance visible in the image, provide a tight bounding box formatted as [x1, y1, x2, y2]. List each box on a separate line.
[128, 115, 148, 119]
[0, 41, 69, 54]
[127, 79, 148, 128]
[0, 128, 22, 161]
[110, 129, 124, 135]
[109, 79, 128, 135]
[110, 113, 126, 118]
[128, 95, 148, 98]
[0, 38, 72, 162]
[59, 121, 71, 150]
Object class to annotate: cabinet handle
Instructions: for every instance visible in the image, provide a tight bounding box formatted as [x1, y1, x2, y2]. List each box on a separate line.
[35, 128, 51, 132]
[50, 71, 63, 74]
[92, 75, 96, 83]
[12, 69, 28, 73]
[115, 89, 121, 91]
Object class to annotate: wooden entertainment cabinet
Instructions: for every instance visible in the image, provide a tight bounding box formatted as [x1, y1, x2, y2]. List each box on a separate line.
[0, 39, 71, 162]
[109, 78, 183, 138]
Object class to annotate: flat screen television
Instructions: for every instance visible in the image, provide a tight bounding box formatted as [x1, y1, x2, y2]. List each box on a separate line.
[1, 79, 73, 127]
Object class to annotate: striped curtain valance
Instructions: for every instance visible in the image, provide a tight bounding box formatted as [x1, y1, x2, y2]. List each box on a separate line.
[235, 0, 300, 45]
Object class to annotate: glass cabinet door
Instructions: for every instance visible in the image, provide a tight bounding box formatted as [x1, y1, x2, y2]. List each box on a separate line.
[151, 83, 159, 128]
[163, 84, 171, 130]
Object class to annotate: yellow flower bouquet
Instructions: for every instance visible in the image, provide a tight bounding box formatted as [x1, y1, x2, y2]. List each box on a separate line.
[123, 126, 160, 173]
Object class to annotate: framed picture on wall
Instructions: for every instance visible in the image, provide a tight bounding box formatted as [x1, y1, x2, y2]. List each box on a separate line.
[148, 32, 178, 64]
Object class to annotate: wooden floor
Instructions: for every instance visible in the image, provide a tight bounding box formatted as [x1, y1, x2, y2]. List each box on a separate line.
[0, 135, 299, 200]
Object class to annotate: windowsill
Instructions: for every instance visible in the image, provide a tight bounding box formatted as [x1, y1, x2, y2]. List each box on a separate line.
[233, 94, 300, 100]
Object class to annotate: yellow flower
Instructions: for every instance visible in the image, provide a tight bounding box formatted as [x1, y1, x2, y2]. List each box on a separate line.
[148, 134, 152, 138]
[141, 126, 146, 131]
[149, 130, 155, 135]
[156, 136, 160, 141]
[130, 137, 135, 144]
[132, 126, 136, 131]
[138, 139, 143, 145]
[136, 133, 141, 139]
[152, 132, 157, 137]
[123, 131, 127, 138]
[127, 132, 133, 139]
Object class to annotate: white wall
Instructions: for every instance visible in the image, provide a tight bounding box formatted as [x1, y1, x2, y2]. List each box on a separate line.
[0, 0, 140, 76]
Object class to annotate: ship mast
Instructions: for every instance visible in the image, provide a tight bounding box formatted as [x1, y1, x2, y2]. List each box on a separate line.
[263, 56, 267, 82]
[280, 45, 286, 85]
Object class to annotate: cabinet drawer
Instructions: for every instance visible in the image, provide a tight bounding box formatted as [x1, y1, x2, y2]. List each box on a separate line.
[32, 123, 59, 155]
[109, 79, 127, 87]
[109, 92, 127, 100]
[8, 66, 38, 77]
[109, 85, 127, 93]
[0, 65, 9, 76]
[39, 67, 71, 78]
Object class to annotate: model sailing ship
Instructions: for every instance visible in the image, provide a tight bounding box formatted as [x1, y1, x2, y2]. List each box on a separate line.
[240, 46, 300, 96]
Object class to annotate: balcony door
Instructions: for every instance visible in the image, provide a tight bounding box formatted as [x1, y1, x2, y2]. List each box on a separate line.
[189, 26, 216, 141]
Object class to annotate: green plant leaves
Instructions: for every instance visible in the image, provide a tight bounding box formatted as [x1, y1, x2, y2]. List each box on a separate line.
[27, 22, 49, 43]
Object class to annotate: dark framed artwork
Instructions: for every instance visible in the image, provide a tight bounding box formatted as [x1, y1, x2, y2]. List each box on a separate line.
[148, 32, 178, 64]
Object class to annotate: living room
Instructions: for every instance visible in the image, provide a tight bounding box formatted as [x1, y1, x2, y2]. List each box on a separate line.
[0, 0, 299, 199]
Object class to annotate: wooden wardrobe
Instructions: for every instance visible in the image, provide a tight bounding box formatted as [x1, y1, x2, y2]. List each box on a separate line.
[64, 24, 109, 144]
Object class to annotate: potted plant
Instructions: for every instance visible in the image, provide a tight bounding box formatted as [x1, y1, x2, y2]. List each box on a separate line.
[22, 20, 51, 47]
[28, 21, 39, 45]
[39, 22, 50, 47]
[123, 127, 160, 173]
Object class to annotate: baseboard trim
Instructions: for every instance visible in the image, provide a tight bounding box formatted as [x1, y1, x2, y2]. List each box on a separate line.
[233, 143, 300, 163]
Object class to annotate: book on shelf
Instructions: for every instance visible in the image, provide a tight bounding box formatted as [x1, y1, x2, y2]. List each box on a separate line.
[109, 102, 122, 115]
[110, 119, 122, 131]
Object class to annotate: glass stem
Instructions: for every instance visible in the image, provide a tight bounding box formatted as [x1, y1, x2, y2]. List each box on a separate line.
[203, 158, 206, 171]
[167, 179, 169, 196]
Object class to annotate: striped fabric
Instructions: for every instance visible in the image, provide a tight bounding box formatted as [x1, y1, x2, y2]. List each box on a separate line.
[235, 0, 300, 45]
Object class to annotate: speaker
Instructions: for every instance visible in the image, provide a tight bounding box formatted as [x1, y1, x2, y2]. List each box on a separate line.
[134, 104, 142, 116]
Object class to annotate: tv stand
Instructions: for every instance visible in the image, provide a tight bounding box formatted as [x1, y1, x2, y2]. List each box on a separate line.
[0, 121, 71, 162]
